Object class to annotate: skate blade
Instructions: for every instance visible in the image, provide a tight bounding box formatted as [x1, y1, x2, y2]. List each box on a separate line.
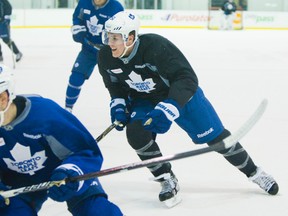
[163, 194, 182, 208]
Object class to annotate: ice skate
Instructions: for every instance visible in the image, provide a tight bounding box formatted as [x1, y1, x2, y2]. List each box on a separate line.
[154, 172, 181, 208]
[16, 52, 23, 62]
[249, 167, 279, 195]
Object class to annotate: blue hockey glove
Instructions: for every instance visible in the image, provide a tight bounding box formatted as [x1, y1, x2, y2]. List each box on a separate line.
[71, 25, 86, 43]
[0, 182, 10, 208]
[143, 99, 180, 134]
[110, 98, 130, 131]
[48, 165, 83, 202]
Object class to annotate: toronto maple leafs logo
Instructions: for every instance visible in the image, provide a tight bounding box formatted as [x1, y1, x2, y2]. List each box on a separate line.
[3, 143, 47, 175]
[125, 71, 156, 93]
[87, 15, 103, 36]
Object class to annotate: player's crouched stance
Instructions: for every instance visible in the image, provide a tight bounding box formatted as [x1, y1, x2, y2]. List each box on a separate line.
[0, 64, 123, 216]
[98, 11, 279, 207]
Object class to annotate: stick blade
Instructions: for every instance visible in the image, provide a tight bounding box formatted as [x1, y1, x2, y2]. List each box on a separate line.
[223, 99, 268, 149]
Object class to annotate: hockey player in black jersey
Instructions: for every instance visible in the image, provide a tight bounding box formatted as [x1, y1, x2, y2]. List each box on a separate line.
[98, 11, 279, 207]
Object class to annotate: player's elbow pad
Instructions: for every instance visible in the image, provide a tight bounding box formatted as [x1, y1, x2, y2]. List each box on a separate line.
[71, 25, 86, 43]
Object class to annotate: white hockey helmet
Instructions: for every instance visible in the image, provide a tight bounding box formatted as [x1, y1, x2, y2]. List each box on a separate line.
[102, 11, 140, 45]
[0, 64, 15, 100]
[0, 64, 15, 126]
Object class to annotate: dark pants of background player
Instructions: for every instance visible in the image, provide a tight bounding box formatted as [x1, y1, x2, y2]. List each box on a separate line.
[126, 87, 257, 178]
[0, 22, 21, 57]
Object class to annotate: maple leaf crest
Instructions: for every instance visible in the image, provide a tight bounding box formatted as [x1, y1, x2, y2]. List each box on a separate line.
[87, 15, 103, 36]
[125, 71, 156, 93]
[3, 143, 47, 175]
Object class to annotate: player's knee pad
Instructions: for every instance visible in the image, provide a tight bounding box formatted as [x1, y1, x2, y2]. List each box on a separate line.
[69, 72, 85, 87]
[2, 37, 10, 45]
[207, 129, 231, 145]
[207, 129, 237, 154]
[126, 120, 154, 150]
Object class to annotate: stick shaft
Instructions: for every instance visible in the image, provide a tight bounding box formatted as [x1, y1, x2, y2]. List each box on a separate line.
[95, 121, 120, 142]
[69, 99, 268, 181]
[0, 99, 267, 198]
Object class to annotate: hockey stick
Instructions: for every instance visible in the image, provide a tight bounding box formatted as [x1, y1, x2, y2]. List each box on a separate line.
[0, 99, 268, 199]
[8, 24, 15, 69]
[95, 120, 122, 142]
[9, 40, 15, 69]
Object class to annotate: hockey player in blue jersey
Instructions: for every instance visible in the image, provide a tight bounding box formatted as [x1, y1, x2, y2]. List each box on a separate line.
[98, 11, 279, 208]
[0, 64, 123, 215]
[65, 0, 124, 112]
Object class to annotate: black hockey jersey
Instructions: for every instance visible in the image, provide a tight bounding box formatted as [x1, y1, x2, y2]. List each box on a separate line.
[98, 33, 198, 107]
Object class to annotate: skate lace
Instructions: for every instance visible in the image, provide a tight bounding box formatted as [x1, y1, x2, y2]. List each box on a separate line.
[152, 173, 176, 194]
[252, 172, 275, 192]
[160, 179, 176, 194]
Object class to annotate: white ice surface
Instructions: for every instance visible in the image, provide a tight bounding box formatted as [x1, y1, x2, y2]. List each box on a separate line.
[3, 27, 288, 216]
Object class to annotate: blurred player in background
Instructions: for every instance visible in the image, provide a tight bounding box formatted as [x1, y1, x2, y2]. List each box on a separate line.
[98, 11, 279, 208]
[0, 64, 123, 215]
[65, 0, 124, 112]
[0, 0, 22, 62]
[221, 0, 237, 30]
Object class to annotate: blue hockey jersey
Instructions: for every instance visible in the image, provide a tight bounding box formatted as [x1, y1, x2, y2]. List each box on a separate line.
[73, 0, 124, 46]
[0, 95, 104, 209]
